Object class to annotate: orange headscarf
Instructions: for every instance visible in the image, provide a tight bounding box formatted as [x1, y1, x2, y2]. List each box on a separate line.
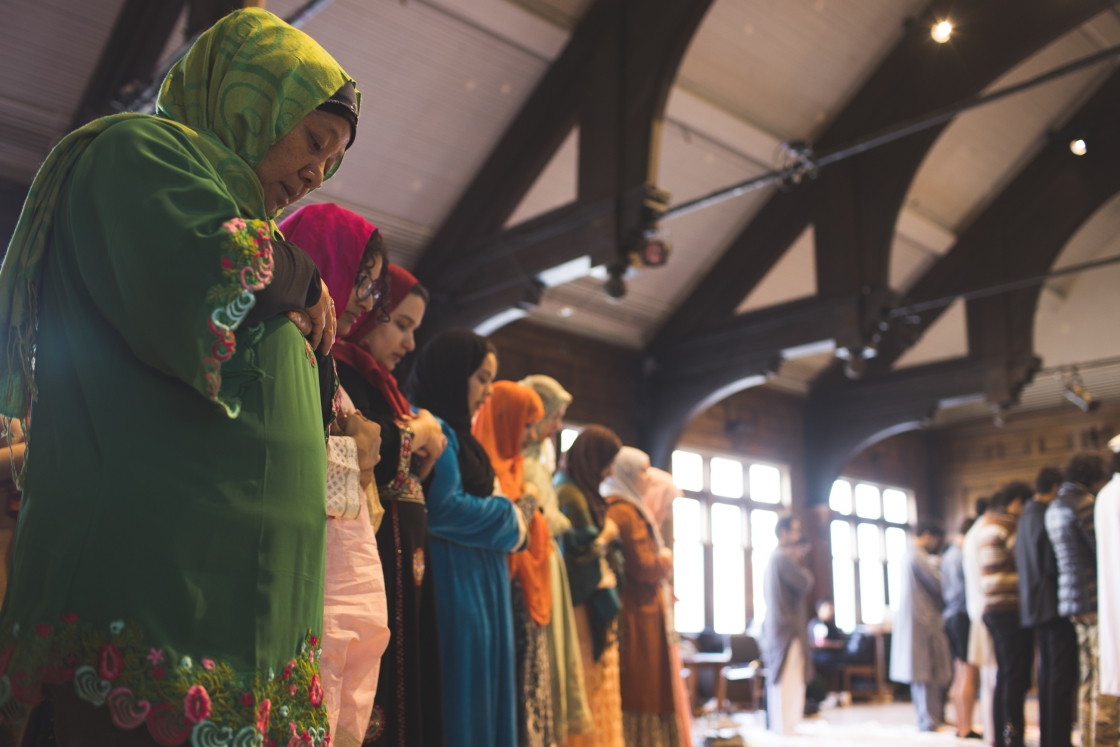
[473, 381, 553, 625]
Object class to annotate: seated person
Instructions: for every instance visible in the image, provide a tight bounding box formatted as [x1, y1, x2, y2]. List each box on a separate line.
[808, 599, 848, 668]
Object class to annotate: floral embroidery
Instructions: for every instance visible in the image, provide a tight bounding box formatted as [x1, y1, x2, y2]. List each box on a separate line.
[183, 684, 211, 723]
[412, 548, 425, 587]
[0, 618, 327, 744]
[308, 675, 322, 708]
[203, 218, 275, 417]
[97, 643, 122, 681]
[365, 705, 384, 741]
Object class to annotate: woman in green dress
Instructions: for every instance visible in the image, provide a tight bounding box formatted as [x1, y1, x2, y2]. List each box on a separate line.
[0, 8, 359, 746]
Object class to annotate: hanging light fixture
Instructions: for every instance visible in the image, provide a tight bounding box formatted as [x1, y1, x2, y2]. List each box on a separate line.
[1070, 138, 1088, 156]
[1063, 369, 1100, 412]
[931, 20, 953, 43]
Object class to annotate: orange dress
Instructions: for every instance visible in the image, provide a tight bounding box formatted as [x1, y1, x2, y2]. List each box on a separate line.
[606, 498, 680, 747]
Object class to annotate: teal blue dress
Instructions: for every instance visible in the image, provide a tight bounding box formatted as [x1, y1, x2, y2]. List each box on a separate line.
[427, 423, 521, 747]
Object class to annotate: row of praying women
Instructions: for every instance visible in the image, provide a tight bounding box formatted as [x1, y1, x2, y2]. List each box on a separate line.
[286, 201, 695, 747]
[0, 9, 691, 746]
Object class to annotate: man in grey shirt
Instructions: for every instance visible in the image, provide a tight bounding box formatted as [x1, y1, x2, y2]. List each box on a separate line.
[944, 516, 979, 739]
[890, 518, 953, 731]
[761, 515, 814, 736]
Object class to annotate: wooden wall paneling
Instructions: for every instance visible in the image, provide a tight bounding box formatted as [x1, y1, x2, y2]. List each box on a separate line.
[929, 400, 1120, 532]
[487, 320, 641, 445]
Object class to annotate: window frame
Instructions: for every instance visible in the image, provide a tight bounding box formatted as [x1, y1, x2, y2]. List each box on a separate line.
[670, 447, 791, 635]
[828, 475, 915, 630]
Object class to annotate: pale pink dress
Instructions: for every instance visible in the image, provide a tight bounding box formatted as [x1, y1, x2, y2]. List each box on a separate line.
[321, 389, 391, 747]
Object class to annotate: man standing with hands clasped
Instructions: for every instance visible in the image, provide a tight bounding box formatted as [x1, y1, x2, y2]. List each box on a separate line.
[761, 515, 814, 736]
[890, 518, 953, 732]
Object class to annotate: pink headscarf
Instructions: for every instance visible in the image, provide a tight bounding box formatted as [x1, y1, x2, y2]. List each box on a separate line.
[277, 202, 378, 309]
[642, 467, 680, 527]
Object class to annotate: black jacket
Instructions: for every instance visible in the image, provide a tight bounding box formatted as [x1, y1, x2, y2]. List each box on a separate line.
[1044, 483, 1097, 618]
[1016, 499, 1059, 626]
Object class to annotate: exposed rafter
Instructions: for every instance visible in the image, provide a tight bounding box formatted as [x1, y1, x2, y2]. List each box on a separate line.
[640, 0, 1111, 469]
[70, 0, 188, 129]
[873, 69, 1120, 374]
[413, 0, 715, 333]
[70, 0, 251, 129]
[652, 0, 1111, 351]
[800, 68, 1120, 506]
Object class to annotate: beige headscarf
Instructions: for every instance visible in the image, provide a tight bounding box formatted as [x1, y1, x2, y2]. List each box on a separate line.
[521, 375, 573, 535]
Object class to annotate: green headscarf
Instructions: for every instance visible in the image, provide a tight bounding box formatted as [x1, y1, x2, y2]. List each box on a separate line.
[0, 7, 357, 417]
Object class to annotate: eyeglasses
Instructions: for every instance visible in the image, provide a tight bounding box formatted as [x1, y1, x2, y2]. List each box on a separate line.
[356, 260, 392, 323]
[354, 272, 387, 304]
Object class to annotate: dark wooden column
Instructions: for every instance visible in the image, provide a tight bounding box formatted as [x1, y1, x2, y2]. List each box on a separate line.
[414, 0, 715, 335]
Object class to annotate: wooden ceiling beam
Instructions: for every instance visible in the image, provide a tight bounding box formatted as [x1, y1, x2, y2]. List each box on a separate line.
[651, 0, 1111, 351]
[800, 70, 1120, 506]
[70, 0, 247, 129]
[413, 0, 715, 334]
[70, 0, 187, 129]
[870, 69, 1120, 376]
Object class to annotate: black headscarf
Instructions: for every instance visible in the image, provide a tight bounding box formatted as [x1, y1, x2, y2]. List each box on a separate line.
[406, 329, 496, 497]
[316, 82, 359, 148]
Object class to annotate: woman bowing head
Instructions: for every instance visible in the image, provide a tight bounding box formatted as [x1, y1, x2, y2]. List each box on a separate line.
[0, 8, 359, 744]
[473, 381, 560, 747]
[278, 202, 395, 746]
[407, 330, 523, 747]
[328, 248, 446, 747]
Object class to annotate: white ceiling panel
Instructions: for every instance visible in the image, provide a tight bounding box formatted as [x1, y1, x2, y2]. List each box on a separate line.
[1034, 191, 1120, 370]
[893, 297, 969, 369]
[901, 12, 1120, 234]
[0, 0, 127, 180]
[297, 0, 550, 228]
[676, 0, 928, 143]
[736, 225, 816, 314]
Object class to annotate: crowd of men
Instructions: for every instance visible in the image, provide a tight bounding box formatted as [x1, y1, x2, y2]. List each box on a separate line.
[760, 439, 1120, 746]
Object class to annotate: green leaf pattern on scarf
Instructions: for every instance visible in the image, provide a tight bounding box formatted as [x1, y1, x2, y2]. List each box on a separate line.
[0, 7, 358, 418]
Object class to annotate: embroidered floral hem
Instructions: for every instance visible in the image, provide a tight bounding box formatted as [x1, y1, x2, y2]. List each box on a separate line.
[203, 217, 275, 418]
[0, 615, 329, 746]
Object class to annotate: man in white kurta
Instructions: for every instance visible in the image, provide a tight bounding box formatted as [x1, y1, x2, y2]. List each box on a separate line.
[1094, 436, 1120, 743]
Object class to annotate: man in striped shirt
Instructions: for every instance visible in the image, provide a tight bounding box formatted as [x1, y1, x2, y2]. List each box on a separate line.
[980, 482, 1033, 747]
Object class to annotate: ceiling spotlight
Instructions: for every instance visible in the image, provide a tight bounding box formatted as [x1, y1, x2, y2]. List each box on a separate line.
[1064, 382, 1100, 413]
[557, 306, 574, 318]
[1070, 139, 1088, 156]
[931, 20, 953, 43]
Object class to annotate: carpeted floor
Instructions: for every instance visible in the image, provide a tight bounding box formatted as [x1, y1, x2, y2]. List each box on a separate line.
[691, 699, 1048, 746]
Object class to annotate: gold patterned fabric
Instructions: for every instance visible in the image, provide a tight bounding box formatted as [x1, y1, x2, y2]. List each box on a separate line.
[569, 605, 623, 747]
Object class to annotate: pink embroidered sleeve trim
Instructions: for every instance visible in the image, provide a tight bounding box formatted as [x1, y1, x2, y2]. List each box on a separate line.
[202, 217, 274, 418]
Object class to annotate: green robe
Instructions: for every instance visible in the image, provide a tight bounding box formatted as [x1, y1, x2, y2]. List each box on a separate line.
[0, 116, 328, 740]
[0, 7, 358, 742]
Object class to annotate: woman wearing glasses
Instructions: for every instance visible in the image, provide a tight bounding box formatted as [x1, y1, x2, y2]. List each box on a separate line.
[279, 202, 398, 746]
[330, 237, 447, 746]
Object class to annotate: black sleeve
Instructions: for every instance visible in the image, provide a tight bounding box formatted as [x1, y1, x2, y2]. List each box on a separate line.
[337, 363, 402, 486]
[245, 239, 322, 326]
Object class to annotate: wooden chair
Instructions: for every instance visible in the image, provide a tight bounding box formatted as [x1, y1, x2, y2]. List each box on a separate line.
[715, 634, 764, 713]
[839, 630, 891, 702]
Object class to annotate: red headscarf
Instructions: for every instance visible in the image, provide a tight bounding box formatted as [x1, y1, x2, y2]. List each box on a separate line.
[473, 381, 553, 625]
[277, 202, 376, 308]
[332, 264, 419, 419]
